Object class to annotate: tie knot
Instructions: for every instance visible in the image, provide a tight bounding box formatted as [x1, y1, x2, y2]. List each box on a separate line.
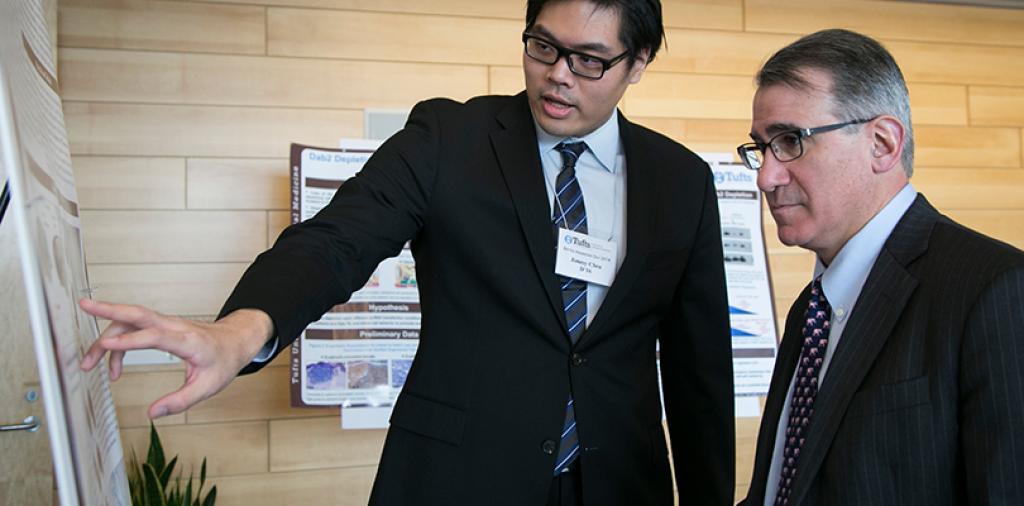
[809, 276, 832, 312]
[556, 141, 587, 170]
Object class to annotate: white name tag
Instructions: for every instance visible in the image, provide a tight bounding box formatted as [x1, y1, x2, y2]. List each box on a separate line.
[555, 228, 618, 287]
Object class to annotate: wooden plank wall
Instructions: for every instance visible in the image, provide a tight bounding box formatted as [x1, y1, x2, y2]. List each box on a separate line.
[56, 0, 1024, 504]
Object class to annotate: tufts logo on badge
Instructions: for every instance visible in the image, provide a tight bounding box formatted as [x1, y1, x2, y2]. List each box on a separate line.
[567, 236, 591, 248]
[555, 228, 617, 287]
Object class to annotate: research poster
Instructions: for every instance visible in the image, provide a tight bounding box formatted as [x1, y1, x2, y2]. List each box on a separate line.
[287, 142, 420, 428]
[0, 1, 129, 504]
[705, 154, 779, 412]
[656, 154, 778, 419]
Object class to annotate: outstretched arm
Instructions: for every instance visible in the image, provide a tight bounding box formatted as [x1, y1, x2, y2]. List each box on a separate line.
[78, 99, 443, 419]
[79, 299, 273, 418]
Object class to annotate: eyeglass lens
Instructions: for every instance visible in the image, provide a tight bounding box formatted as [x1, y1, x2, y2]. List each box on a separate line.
[740, 131, 805, 170]
[771, 132, 803, 162]
[525, 37, 606, 79]
[741, 148, 764, 170]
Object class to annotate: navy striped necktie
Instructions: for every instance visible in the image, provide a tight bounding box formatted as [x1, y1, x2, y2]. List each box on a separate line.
[552, 141, 589, 340]
[552, 141, 587, 475]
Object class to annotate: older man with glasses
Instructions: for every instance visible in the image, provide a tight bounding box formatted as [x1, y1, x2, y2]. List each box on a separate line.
[738, 29, 1024, 506]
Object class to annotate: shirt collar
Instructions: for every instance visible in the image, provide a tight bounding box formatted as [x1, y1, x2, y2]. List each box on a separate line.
[535, 109, 620, 173]
[814, 183, 917, 316]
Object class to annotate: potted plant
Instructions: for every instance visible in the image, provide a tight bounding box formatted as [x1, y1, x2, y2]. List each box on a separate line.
[126, 423, 217, 506]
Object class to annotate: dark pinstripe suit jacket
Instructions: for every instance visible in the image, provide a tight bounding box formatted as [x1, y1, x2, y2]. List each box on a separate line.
[743, 195, 1024, 506]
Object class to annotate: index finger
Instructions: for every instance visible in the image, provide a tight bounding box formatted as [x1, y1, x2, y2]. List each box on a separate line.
[79, 298, 162, 329]
[80, 319, 135, 372]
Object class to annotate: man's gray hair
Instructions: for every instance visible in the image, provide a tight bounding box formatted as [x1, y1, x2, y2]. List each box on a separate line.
[757, 29, 915, 176]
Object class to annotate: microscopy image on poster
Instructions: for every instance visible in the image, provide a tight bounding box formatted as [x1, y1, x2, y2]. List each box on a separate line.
[306, 361, 347, 390]
[391, 359, 412, 388]
[347, 360, 389, 389]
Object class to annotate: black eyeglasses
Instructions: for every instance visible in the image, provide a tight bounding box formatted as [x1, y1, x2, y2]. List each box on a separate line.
[522, 33, 630, 80]
[736, 117, 876, 171]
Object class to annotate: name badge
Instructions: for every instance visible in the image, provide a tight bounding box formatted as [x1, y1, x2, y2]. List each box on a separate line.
[555, 228, 618, 287]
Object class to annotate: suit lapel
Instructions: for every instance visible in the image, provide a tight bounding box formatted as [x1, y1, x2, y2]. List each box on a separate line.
[787, 196, 937, 505]
[490, 93, 568, 342]
[579, 113, 657, 344]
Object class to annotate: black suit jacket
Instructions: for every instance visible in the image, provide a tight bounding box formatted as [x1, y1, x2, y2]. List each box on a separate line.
[743, 195, 1024, 506]
[223, 93, 735, 505]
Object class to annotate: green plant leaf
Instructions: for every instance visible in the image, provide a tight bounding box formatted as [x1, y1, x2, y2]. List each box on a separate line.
[183, 474, 194, 505]
[160, 456, 178, 490]
[200, 486, 217, 506]
[146, 422, 166, 474]
[167, 484, 179, 506]
[142, 463, 166, 506]
[129, 423, 217, 505]
[192, 458, 208, 505]
[128, 448, 145, 505]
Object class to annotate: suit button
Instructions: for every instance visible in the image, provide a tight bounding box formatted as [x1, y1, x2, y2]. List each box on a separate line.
[541, 440, 557, 455]
[571, 353, 585, 366]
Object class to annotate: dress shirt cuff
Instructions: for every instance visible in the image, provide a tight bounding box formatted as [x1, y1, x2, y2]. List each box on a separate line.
[250, 337, 278, 363]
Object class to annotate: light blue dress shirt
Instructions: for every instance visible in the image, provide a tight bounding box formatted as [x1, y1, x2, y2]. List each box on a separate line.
[535, 111, 628, 326]
[763, 183, 917, 504]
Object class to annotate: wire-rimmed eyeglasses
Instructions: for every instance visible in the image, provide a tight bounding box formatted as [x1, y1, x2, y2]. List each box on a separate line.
[522, 33, 629, 80]
[736, 117, 876, 171]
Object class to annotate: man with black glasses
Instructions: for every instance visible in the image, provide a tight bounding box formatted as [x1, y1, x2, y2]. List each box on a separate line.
[80, 1, 735, 504]
[738, 29, 1024, 506]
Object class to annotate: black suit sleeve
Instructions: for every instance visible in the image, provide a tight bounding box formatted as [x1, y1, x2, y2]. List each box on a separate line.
[960, 265, 1024, 504]
[659, 164, 735, 505]
[220, 100, 442, 373]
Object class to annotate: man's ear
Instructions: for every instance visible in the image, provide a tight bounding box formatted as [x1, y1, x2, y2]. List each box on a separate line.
[870, 115, 905, 175]
[627, 49, 650, 84]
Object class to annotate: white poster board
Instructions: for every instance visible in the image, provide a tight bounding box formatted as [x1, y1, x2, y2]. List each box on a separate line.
[0, 2, 130, 504]
[653, 154, 778, 418]
[705, 154, 779, 416]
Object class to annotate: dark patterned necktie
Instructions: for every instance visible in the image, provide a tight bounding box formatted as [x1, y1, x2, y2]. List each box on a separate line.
[775, 277, 832, 505]
[552, 141, 588, 475]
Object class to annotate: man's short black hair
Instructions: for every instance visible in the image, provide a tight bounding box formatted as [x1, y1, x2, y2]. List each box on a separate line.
[525, 0, 664, 64]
